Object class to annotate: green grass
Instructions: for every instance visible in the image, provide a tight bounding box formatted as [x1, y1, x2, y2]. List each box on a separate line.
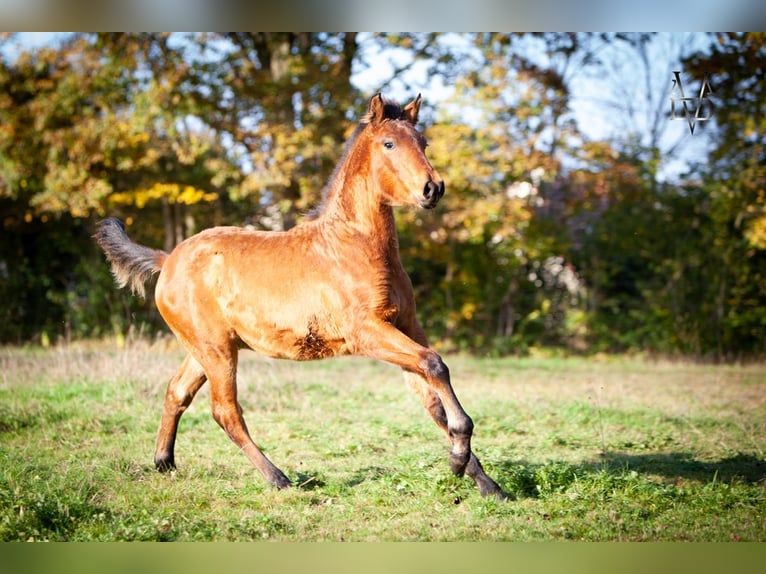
[1, 342, 764, 541]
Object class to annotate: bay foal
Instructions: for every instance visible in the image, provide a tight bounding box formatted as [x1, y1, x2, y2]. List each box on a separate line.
[95, 93, 506, 499]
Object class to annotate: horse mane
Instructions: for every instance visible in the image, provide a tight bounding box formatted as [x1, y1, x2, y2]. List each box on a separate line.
[305, 96, 407, 221]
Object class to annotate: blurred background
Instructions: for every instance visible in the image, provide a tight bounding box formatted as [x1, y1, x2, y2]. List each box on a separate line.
[0, 32, 763, 360]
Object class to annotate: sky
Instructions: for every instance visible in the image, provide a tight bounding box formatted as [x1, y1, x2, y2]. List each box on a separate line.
[564, 33, 715, 181]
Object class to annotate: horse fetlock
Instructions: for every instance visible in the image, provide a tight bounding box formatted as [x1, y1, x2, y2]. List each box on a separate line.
[449, 448, 470, 477]
[447, 415, 474, 442]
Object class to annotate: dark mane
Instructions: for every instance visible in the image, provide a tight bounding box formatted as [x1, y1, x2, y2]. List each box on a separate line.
[305, 96, 407, 221]
[359, 97, 406, 125]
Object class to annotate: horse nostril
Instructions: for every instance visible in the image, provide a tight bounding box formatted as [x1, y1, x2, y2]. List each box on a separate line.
[424, 180, 443, 201]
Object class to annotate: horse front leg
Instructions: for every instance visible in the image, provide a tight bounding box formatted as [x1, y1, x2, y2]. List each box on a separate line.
[403, 371, 507, 499]
[362, 324, 472, 473]
[398, 320, 507, 499]
[358, 321, 505, 498]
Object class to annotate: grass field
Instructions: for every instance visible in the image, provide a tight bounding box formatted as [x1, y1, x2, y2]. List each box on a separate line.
[1, 340, 764, 541]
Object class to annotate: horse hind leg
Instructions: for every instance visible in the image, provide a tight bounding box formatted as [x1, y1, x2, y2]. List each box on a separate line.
[154, 354, 208, 472]
[403, 371, 508, 500]
[201, 344, 291, 490]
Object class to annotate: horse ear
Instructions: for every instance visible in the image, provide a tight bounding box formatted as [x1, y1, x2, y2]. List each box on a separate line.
[366, 93, 385, 124]
[402, 94, 422, 125]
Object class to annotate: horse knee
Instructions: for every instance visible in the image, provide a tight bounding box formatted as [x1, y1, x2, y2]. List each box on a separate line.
[420, 351, 449, 382]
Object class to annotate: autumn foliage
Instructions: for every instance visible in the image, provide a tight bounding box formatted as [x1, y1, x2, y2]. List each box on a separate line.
[1, 33, 764, 359]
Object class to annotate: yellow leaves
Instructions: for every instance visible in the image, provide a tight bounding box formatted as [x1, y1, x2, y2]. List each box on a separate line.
[106, 119, 160, 171]
[122, 131, 150, 148]
[426, 123, 495, 191]
[745, 211, 766, 250]
[446, 194, 528, 244]
[172, 132, 208, 166]
[580, 140, 619, 162]
[738, 188, 766, 250]
[525, 299, 551, 323]
[242, 123, 343, 208]
[460, 302, 477, 320]
[175, 185, 218, 205]
[445, 302, 478, 332]
[108, 183, 218, 209]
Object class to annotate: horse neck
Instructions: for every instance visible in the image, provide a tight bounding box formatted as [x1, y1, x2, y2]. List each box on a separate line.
[316, 166, 400, 255]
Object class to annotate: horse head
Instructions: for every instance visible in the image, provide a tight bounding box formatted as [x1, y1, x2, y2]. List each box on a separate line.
[362, 93, 445, 210]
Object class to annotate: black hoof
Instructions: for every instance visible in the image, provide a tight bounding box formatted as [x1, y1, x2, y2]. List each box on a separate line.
[270, 471, 292, 490]
[154, 454, 176, 473]
[465, 453, 509, 500]
[478, 479, 511, 500]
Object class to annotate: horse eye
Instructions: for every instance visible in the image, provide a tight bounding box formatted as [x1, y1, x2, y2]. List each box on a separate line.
[383, 141, 395, 150]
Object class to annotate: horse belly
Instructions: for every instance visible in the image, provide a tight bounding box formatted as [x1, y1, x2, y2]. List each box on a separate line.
[235, 318, 348, 361]
[221, 285, 348, 361]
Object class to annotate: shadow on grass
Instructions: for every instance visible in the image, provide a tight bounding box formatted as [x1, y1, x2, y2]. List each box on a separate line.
[344, 466, 391, 488]
[592, 451, 766, 485]
[294, 471, 327, 490]
[490, 451, 766, 499]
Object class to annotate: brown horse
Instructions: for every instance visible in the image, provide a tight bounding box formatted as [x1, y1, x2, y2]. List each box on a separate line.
[95, 93, 506, 499]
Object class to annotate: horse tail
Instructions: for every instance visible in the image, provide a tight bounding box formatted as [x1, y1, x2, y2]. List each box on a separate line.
[94, 218, 168, 299]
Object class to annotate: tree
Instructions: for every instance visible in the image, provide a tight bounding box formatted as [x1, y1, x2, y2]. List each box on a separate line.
[1, 32, 763, 358]
[682, 33, 766, 357]
[386, 33, 590, 352]
[185, 33, 361, 229]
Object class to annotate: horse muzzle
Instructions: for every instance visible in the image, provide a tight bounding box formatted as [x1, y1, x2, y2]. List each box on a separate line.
[419, 179, 445, 209]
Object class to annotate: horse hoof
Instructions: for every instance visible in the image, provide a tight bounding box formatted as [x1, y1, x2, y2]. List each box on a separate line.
[155, 455, 176, 473]
[270, 472, 292, 490]
[473, 470, 509, 500]
[482, 484, 511, 501]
